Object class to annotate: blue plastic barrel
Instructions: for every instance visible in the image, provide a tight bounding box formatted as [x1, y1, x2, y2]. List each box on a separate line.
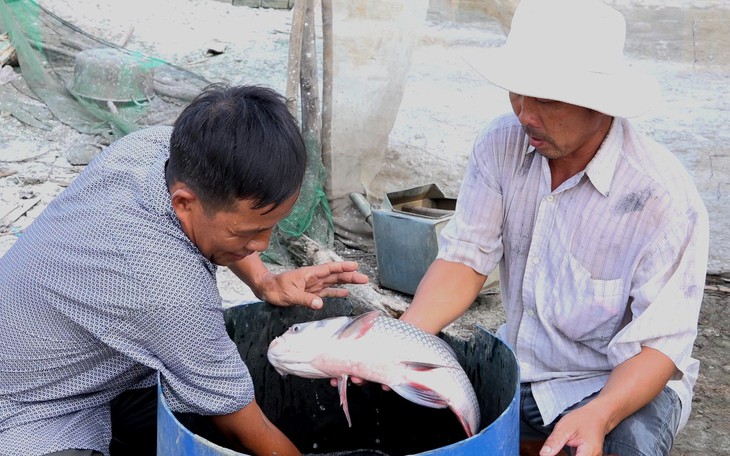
[157, 379, 240, 456]
[158, 298, 520, 455]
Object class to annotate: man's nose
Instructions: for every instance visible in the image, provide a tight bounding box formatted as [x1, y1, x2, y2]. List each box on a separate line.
[246, 231, 272, 252]
[513, 94, 539, 126]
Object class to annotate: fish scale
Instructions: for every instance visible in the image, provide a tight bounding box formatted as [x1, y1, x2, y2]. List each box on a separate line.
[267, 310, 481, 437]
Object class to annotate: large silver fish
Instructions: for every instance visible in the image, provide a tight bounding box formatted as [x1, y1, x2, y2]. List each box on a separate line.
[267, 310, 480, 437]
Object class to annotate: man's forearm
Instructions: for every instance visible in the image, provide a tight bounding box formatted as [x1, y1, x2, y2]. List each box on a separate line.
[588, 346, 677, 433]
[401, 258, 487, 334]
[210, 399, 301, 456]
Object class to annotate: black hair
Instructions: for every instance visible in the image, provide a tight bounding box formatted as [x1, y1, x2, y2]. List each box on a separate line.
[166, 84, 306, 214]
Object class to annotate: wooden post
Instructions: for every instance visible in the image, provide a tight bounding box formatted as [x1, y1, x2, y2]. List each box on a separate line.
[285, 0, 306, 118]
[299, 0, 321, 150]
[320, 0, 333, 199]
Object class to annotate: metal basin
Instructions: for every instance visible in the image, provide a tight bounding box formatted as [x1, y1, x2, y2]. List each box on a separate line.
[71, 48, 154, 102]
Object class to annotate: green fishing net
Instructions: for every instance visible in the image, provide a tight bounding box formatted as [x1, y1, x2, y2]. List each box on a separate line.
[0, 0, 333, 264]
[0, 0, 209, 139]
[263, 131, 334, 267]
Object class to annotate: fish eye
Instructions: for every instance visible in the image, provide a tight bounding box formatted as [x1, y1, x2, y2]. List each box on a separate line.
[291, 324, 301, 333]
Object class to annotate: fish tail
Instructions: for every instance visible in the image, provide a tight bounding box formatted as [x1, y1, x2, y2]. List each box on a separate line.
[454, 410, 475, 438]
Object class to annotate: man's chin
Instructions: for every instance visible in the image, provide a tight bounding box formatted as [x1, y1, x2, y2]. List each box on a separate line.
[213, 253, 249, 266]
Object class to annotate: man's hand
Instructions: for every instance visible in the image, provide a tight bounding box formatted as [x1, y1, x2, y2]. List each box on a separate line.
[541, 346, 676, 456]
[229, 254, 369, 309]
[255, 261, 369, 309]
[210, 399, 301, 456]
[539, 403, 611, 456]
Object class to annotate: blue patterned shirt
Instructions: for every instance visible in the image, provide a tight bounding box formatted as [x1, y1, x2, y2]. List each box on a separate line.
[0, 126, 255, 456]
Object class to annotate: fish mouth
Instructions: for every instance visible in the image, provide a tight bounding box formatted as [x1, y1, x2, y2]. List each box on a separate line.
[267, 351, 309, 372]
[267, 351, 330, 378]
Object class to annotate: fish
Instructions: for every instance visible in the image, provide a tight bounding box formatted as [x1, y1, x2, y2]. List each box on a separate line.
[267, 310, 480, 437]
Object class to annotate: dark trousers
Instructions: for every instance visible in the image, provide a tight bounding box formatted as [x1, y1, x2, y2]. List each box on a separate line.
[108, 386, 158, 456]
[45, 386, 228, 456]
[44, 387, 158, 456]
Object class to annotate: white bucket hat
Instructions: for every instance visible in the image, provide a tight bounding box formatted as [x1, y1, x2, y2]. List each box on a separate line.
[467, 0, 662, 118]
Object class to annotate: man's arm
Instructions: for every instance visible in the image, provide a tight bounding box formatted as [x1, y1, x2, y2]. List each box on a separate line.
[540, 346, 677, 456]
[210, 399, 301, 456]
[228, 253, 369, 309]
[401, 258, 487, 334]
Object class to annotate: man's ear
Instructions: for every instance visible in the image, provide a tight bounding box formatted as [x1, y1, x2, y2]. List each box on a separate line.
[169, 184, 199, 215]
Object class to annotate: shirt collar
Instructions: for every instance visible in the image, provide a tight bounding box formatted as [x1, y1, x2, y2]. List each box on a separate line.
[142, 155, 174, 217]
[584, 118, 623, 197]
[140, 145, 217, 274]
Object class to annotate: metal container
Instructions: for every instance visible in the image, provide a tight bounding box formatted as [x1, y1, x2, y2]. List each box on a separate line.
[157, 299, 520, 455]
[71, 48, 155, 102]
[371, 184, 456, 295]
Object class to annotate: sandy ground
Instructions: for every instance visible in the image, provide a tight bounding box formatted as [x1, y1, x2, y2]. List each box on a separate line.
[1, 1, 728, 454]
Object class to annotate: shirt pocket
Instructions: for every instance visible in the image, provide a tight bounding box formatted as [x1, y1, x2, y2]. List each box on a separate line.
[546, 253, 627, 345]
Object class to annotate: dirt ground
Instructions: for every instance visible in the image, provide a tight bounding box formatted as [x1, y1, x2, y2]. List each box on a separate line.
[0, 1, 728, 455]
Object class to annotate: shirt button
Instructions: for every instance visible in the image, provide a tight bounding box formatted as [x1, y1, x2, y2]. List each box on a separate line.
[527, 309, 535, 317]
[532, 257, 540, 265]
[546, 195, 554, 202]
[520, 361, 530, 371]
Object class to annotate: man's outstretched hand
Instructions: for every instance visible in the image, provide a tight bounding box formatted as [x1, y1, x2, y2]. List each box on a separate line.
[256, 261, 369, 309]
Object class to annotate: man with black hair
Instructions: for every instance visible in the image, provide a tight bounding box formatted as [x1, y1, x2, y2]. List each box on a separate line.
[0, 84, 368, 456]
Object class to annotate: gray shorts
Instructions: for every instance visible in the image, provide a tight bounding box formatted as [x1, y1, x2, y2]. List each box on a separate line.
[520, 383, 681, 456]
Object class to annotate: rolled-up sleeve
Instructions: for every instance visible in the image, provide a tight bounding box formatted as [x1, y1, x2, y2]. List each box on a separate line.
[438, 123, 508, 277]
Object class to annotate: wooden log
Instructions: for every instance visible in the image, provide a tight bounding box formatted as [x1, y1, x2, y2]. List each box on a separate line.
[286, 234, 410, 317]
[60, 37, 93, 51]
[0, 196, 41, 229]
[27, 39, 76, 59]
[152, 80, 201, 101]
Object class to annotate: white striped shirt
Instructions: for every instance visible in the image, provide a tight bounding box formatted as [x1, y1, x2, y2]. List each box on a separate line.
[438, 113, 709, 430]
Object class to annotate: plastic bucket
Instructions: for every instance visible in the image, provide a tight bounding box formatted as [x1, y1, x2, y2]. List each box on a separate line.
[158, 298, 519, 455]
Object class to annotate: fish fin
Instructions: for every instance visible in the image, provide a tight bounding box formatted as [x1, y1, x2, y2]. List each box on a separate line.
[337, 374, 352, 427]
[401, 361, 456, 372]
[390, 382, 449, 409]
[334, 310, 381, 340]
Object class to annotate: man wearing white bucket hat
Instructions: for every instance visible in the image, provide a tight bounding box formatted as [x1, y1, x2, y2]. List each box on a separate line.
[401, 0, 709, 455]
